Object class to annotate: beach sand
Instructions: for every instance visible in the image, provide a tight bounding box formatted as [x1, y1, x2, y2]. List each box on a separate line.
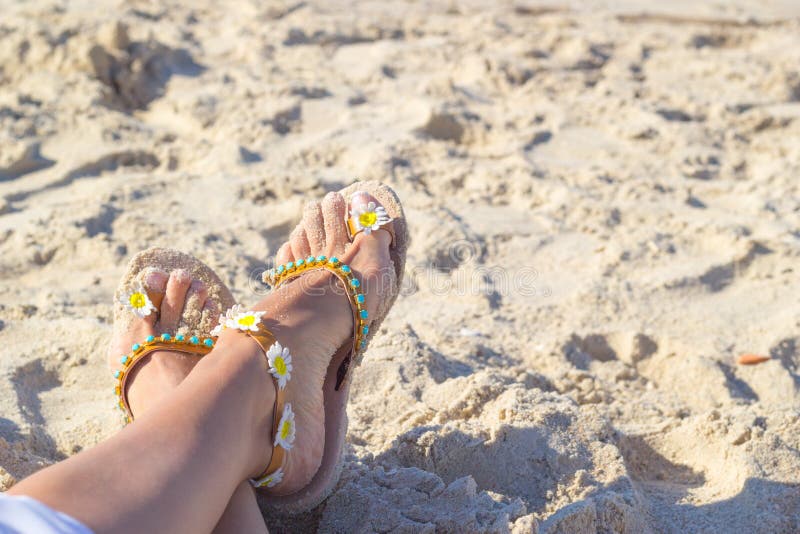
[1, 1, 799, 532]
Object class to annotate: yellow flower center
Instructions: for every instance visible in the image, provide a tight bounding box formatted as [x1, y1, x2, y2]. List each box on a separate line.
[359, 211, 377, 227]
[238, 315, 256, 327]
[274, 356, 287, 375]
[280, 420, 292, 440]
[129, 292, 147, 309]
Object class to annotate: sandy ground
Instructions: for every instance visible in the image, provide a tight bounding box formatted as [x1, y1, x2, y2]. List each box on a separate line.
[1, 0, 800, 532]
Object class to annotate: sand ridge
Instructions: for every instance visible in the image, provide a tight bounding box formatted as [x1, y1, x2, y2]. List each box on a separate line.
[1, 1, 799, 532]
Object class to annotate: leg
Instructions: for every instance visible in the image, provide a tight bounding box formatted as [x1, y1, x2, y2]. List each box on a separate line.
[212, 482, 269, 534]
[111, 268, 269, 534]
[10, 189, 397, 531]
[10, 334, 274, 534]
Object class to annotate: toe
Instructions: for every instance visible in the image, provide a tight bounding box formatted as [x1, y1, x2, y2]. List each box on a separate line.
[349, 192, 394, 245]
[142, 269, 168, 327]
[201, 299, 219, 335]
[159, 269, 192, 332]
[290, 227, 311, 260]
[302, 200, 326, 255]
[184, 279, 208, 325]
[276, 242, 293, 266]
[322, 191, 349, 256]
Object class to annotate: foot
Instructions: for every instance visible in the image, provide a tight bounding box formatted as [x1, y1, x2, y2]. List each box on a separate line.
[107, 269, 217, 415]
[108, 268, 269, 533]
[247, 190, 395, 494]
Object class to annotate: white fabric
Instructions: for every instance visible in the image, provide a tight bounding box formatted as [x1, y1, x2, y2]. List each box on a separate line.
[0, 494, 93, 534]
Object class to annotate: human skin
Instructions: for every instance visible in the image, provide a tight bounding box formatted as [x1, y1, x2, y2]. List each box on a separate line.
[9, 191, 393, 533]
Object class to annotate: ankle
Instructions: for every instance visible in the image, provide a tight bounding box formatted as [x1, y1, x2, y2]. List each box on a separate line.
[210, 329, 277, 478]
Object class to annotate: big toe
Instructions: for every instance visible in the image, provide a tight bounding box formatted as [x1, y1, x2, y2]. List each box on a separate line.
[345, 192, 394, 316]
[107, 270, 167, 369]
[348, 191, 394, 251]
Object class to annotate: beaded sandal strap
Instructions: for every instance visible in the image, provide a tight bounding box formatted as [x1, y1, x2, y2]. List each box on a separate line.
[211, 306, 296, 488]
[241, 325, 288, 488]
[262, 255, 369, 390]
[115, 334, 216, 423]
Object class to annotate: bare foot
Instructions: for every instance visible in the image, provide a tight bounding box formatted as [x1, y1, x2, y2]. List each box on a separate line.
[107, 269, 215, 416]
[250, 190, 395, 494]
[107, 267, 268, 534]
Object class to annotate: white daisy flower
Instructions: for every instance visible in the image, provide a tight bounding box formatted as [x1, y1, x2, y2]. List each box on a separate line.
[250, 467, 284, 488]
[266, 341, 293, 389]
[351, 201, 391, 235]
[210, 306, 241, 336]
[274, 403, 296, 450]
[227, 308, 266, 332]
[120, 284, 157, 318]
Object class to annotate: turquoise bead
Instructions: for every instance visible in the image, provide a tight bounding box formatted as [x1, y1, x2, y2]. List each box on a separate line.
[131, 343, 140, 351]
[341, 265, 351, 273]
[329, 257, 339, 264]
[277, 265, 285, 274]
[161, 333, 171, 341]
[306, 255, 315, 263]
[190, 336, 199, 344]
[362, 325, 369, 335]
[350, 278, 360, 287]
[114, 370, 121, 378]
[357, 294, 365, 304]
[203, 338, 214, 347]
[120, 355, 129, 364]
[176, 334, 185, 342]
[360, 310, 368, 319]
[286, 262, 294, 269]
[317, 255, 327, 262]
[296, 259, 304, 267]
[145, 335, 155, 343]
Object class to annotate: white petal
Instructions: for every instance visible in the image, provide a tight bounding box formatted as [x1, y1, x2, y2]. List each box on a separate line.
[133, 307, 151, 318]
[250, 467, 284, 488]
[266, 468, 284, 487]
[277, 374, 288, 389]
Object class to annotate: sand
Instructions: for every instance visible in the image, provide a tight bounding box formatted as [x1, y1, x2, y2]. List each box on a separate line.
[1, 0, 799, 532]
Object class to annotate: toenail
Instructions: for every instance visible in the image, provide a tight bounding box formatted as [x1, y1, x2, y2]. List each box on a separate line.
[145, 271, 165, 288]
[173, 270, 190, 283]
[351, 191, 371, 201]
[191, 280, 205, 291]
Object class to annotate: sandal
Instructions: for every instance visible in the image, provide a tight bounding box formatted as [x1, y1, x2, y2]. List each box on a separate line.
[111, 247, 235, 422]
[247, 180, 409, 511]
